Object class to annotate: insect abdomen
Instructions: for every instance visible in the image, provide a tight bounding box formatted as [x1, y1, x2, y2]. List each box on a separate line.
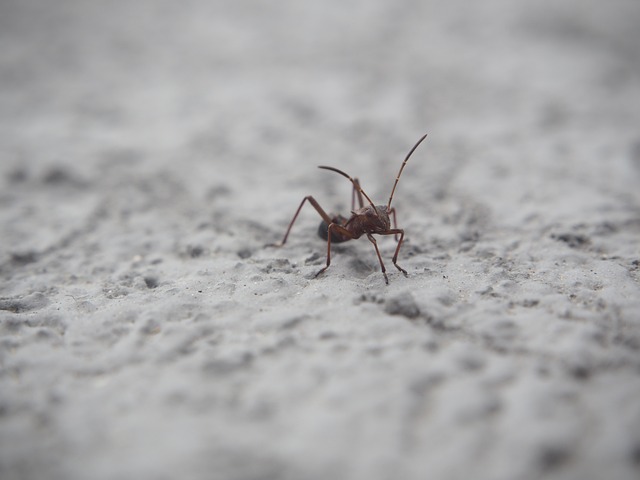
[317, 215, 350, 243]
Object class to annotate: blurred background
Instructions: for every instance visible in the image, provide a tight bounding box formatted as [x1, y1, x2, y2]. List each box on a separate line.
[1, 1, 640, 480]
[2, 0, 638, 207]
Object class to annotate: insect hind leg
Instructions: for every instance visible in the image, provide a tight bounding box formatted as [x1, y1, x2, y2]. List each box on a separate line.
[268, 196, 334, 247]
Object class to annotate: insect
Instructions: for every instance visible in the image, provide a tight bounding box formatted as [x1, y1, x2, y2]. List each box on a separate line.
[269, 133, 428, 284]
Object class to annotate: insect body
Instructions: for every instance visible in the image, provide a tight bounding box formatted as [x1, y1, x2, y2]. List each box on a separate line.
[269, 133, 428, 284]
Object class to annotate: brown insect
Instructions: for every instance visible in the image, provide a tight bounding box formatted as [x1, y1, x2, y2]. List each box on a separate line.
[269, 133, 428, 284]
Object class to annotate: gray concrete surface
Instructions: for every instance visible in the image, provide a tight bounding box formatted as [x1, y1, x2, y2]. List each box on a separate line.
[1, 1, 640, 479]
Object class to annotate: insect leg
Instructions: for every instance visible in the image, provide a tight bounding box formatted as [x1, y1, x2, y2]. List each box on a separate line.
[381, 229, 407, 276]
[269, 196, 334, 247]
[315, 223, 354, 278]
[351, 178, 364, 210]
[366, 233, 389, 285]
[388, 207, 400, 241]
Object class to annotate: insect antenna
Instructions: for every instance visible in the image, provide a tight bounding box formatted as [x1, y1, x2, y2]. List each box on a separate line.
[387, 133, 428, 210]
[318, 166, 377, 211]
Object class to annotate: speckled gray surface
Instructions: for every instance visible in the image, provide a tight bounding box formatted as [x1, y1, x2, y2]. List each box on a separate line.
[1, 1, 640, 479]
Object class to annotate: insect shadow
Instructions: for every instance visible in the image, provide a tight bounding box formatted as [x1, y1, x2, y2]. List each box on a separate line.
[268, 133, 428, 284]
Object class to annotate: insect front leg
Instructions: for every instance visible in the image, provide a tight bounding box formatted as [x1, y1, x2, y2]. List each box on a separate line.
[388, 207, 400, 241]
[366, 233, 389, 285]
[351, 178, 364, 210]
[268, 196, 334, 247]
[381, 229, 408, 277]
[315, 223, 354, 279]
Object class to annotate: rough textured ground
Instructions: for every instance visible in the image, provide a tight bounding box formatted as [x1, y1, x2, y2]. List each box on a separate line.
[1, 1, 640, 479]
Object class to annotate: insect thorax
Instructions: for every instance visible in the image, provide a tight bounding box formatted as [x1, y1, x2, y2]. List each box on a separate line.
[349, 205, 391, 233]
